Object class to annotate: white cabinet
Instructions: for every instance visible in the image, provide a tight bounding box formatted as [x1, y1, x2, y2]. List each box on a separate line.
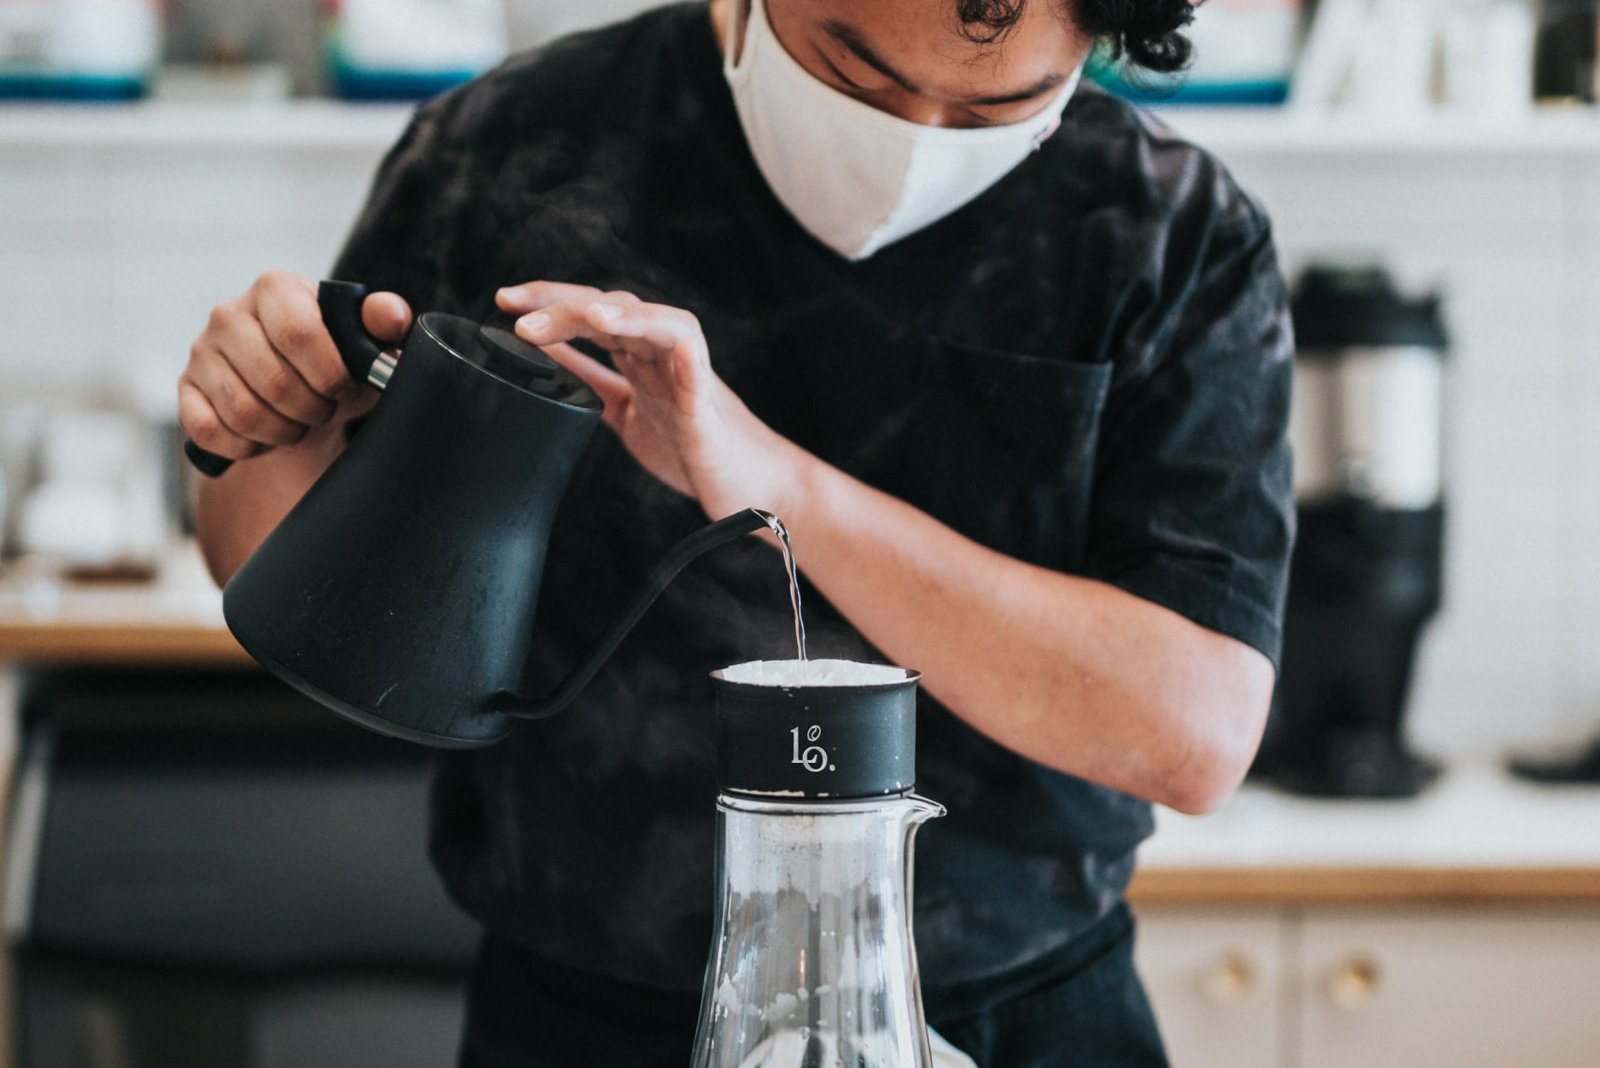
[1134, 904, 1600, 1068]
[1298, 908, 1600, 1068]
[1135, 909, 1287, 1068]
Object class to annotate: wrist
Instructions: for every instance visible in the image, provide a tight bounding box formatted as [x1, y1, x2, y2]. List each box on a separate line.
[696, 387, 821, 523]
[755, 430, 827, 524]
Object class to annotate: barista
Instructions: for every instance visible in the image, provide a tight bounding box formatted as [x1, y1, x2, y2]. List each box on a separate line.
[180, 1, 1294, 1064]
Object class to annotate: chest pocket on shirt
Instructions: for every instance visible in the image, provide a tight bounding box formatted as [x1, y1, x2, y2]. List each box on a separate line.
[898, 340, 1113, 570]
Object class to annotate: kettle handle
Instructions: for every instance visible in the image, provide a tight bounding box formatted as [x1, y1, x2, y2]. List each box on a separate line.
[317, 280, 394, 387]
[182, 279, 393, 478]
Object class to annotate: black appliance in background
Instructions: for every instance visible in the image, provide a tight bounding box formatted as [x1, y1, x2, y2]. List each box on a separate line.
[1534, 0, 1599, 103]
[1510, 733, 1600, 783]
[1252, 265, 1448, 798]
[6, 669, 480, 1068]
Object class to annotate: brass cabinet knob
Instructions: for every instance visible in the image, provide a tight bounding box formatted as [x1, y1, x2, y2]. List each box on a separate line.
[1201, 952, 1257, 1006]
[1328, 954, 1382, 1010]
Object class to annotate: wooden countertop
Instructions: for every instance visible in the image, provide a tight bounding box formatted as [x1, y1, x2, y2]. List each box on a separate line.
[1128, 865, 1600, 905]
[4, 549, 1598, 904]
[0, 545, 251, 667]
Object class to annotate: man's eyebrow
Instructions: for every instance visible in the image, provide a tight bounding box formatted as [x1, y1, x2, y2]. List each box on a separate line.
[822, 20, 920, 94]
[967, 72, 1067, 106]
[821, 19, 1066, 107]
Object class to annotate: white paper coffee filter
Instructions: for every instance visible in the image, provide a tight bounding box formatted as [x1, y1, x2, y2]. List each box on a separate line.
[717, 659, 910, 687]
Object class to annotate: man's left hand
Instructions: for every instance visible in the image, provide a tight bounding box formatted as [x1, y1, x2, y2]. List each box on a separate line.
[498, 281, 803, 519]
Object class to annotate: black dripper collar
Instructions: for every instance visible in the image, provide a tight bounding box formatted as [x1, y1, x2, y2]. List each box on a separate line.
[711, 668, 919, 801]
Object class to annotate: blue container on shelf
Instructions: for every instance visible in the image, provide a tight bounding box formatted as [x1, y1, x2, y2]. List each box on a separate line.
[323, 0, 507, 102]
[327, 63, 483, 103]
[1090, 0, 1305, 107]
[0, 1, 161, 102]
[0, 73, 147, 101]
[1091, 69, 1293, 107]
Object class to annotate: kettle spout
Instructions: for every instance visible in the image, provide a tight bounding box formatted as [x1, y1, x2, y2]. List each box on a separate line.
[493, 507, 777, 721]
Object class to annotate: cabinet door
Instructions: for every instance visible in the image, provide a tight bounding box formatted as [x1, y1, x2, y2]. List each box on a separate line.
[1134, 907, 1287, 1068]
[1299, 906, 1600, 1068]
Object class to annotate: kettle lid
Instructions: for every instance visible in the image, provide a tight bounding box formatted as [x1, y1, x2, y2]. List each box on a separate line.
[420, 313, 603, 411]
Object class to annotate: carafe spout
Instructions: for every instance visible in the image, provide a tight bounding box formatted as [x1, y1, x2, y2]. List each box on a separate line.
[902, 793, 946, 826]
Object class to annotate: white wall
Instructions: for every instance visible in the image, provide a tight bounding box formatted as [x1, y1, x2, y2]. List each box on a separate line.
[0, 141, 377, 405]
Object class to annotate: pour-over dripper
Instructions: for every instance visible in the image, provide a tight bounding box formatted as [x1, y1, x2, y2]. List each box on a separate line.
[693, 663, 942, 1068]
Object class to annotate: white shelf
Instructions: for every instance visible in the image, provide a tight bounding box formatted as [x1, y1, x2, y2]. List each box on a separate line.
[3, 98, 1598, 156]
[0, 99, 415, 151]
[1153, 105, 1600, 156]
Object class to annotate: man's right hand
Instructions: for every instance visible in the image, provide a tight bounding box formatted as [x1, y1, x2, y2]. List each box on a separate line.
[178, 270, 412, 464]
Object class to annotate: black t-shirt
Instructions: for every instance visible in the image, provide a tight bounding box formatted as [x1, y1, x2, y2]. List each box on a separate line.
[332, 2, 1294, 996]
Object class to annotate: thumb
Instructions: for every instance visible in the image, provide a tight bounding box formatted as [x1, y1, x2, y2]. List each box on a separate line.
[361, 291, 413, 345]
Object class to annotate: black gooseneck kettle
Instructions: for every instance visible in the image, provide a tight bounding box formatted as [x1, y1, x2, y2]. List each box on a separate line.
[186, 281, 773, 749]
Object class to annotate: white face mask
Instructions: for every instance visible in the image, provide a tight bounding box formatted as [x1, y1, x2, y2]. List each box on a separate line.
[723, 0, 1081, 261]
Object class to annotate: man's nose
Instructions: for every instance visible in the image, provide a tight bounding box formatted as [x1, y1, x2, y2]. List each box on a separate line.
[878, 91, 966, 128]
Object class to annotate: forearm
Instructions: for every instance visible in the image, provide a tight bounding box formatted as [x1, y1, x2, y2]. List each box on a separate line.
[496, 281, 1276, 812]
[767, 443, 1274, 815]
[195, 422, 349, 585]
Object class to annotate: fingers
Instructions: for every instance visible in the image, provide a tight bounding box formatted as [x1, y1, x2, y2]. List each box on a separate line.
[180, 343, 307, 448]
[536, 341, 632, 409]
[362, 291, 413, 345]
[252, 270, 351, 399]
[501, 282, 700, 355]
[180, 270, 354, 457]
[207, 302, 337, 427]
[180, 272, 413, 471]
[513, 296, 706, 368]
[581, 301, 706, 360]
[178, 379, 262, 462]
[497, 281, 640, 315]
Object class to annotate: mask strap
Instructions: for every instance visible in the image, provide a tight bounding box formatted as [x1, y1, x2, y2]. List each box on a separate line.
[724, 0, 752, 73]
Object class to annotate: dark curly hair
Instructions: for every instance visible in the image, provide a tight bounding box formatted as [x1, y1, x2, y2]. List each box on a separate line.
[954, 0, 1199, 73]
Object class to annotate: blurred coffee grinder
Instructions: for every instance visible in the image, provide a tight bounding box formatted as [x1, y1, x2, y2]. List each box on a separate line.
[1253, 264, 1447, 798]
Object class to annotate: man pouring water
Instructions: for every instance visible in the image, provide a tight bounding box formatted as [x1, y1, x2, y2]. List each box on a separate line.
[180, 0, 1293, 1063]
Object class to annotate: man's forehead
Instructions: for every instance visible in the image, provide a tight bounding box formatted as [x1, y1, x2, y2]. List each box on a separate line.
[807, 0, 1081, 100]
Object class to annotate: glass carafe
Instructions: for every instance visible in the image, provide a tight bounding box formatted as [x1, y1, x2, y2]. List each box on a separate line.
[691, 791, 943, 1068]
